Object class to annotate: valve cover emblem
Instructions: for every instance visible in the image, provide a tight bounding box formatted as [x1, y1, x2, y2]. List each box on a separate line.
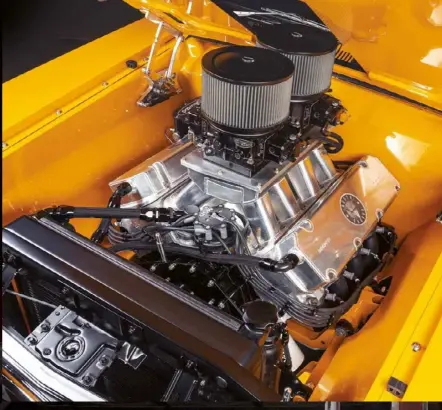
[340, 193, 367, 225]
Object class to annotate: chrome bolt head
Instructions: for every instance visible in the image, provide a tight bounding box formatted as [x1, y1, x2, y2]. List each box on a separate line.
[411, 342, 421, 352]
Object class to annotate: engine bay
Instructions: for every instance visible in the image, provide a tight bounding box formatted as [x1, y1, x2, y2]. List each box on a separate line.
[3, 1, 442, 403]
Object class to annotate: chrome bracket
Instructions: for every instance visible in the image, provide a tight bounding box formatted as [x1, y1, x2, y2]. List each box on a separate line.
[137, 9, 185, 108]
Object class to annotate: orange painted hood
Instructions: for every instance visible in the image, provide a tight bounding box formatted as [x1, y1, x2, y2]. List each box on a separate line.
[123, 0, 442, 109]
[302, 0, 442, 107]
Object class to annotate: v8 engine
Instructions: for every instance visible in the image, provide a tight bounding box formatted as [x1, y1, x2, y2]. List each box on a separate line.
[108, 42, 399, 329]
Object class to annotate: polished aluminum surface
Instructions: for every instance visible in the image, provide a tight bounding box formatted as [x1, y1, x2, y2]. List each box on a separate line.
[181, 140, 329, 202]
[262, 155, 399, 300]
[108, 139, 397, 306]
[109, 140, 193, 208]
[2, 328, 105, 402]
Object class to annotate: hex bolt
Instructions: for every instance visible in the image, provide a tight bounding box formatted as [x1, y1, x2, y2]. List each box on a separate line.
[56, 109, 63, 116]
[189, 264, 197, 273]
[41, 323, 51, 332]
[82, 375, 93, 385]
[43, 348, 52, 356]
[100, 356, 109, 366]
[207, 280, 215, 288]
[411, 342, 422, 352]
[27, 336, 37, 345]
[128, 325, 136, 334]
[2, 142, 8, 149]
[102, 81, 109, 87]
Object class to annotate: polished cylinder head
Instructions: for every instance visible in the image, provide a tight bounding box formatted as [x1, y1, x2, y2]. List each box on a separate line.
[257, 25, 338, 101]
[201, 46, 294, 132]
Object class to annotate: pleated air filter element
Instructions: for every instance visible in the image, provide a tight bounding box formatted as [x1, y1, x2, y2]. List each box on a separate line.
[201, 46, 294, 132]
[257, 25, 338, 101]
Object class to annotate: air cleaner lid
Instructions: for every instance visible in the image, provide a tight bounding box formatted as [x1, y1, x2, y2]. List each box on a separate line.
[257, 24, 338, 56]
[202, 45, 294, 85]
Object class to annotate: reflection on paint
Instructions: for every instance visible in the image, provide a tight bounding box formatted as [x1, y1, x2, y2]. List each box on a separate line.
[429, 2, 442, 26]
[421, 48, 442, 68]
[385, 132, 430, 171]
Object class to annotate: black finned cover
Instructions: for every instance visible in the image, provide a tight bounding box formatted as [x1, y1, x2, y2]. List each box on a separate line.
[202, 45, 294, 85]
